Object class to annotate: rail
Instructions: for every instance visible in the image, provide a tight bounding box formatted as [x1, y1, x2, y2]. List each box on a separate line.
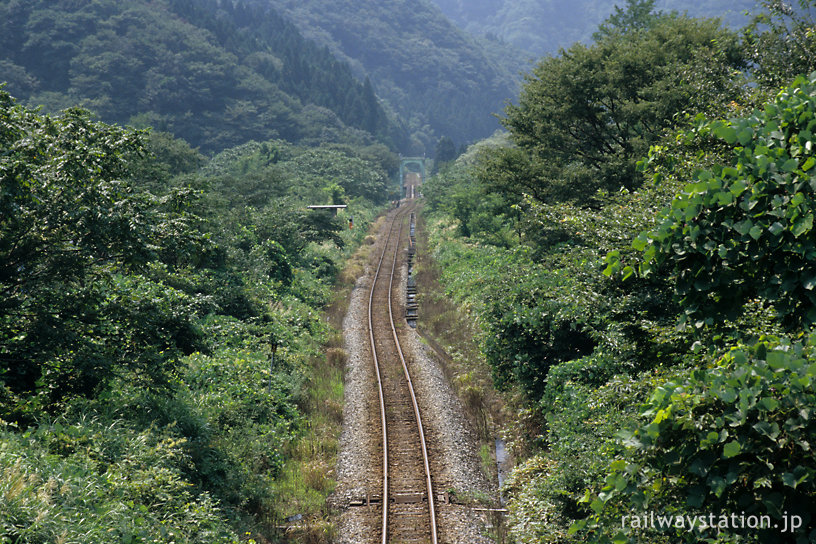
[366, 202, 437, 544]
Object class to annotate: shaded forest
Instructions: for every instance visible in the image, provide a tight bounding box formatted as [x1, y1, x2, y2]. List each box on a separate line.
[0, 0, 399, 152]
[264, 0, 529, 154]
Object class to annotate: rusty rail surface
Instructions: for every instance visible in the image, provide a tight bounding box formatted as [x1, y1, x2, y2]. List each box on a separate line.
[367, 200, 438, 544]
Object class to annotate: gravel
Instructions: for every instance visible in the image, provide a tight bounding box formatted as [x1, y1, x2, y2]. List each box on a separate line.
[331, 211, 499, 543]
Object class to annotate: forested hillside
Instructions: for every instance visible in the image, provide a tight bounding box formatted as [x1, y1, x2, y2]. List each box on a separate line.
[0, 76, 395, 540]
[0, 0, 399, 152]
[262, 0, 529, 154]
[3, 0, 816, 542]
[423, 1, 816, 542]
[430, 0, 758, 55]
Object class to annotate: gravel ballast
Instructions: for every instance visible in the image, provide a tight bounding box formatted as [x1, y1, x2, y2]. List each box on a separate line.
[331, 209, 499, 543]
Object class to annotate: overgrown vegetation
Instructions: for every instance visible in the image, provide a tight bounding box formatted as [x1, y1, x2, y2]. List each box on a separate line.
[4, 0, 816, 541]
[0, 90, 391, 543]
[422, 1, 816, 542]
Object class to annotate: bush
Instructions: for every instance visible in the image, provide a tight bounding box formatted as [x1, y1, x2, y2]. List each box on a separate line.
[619, 72, 816, 328]
[505, 369, 671, 544]
[578, 334, 816, 543]
[482, 271, 599, 400]
[0, 418, 243, 544]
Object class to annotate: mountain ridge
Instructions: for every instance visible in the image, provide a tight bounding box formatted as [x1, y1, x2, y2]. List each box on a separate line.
[429, 0, 760, 55]
[0, 0, 399, 152]
[263, 0, 531, 153]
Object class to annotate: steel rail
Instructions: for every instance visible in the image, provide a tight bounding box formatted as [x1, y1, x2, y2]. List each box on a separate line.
[367, 210, 397, 544]
[385, 207, 438, 544]
[366, 202, 437, 544]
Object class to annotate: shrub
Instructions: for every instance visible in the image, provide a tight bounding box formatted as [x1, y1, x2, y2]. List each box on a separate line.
[0, 418, 243, 544]
[577, 334, 816, 543]
[482, 261, 599, 400]
[618, 72, 816, 328]
[505, 369, 671, 544]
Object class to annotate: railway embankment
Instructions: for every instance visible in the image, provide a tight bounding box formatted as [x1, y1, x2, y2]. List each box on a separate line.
[332, 201, 498, 543]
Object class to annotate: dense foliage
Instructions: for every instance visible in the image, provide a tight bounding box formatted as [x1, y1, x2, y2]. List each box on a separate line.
[1, 92, 199, 407]
[578, 335, 816, 543]
[482, 6, 745, 206]
[575, 70, 816, 544]
[610, 73, 816, 328]
[3, 0, 816, 541]
[422, 2, 816, 543]
[0, 92, 389, 542]
[0, 0, 398, 152]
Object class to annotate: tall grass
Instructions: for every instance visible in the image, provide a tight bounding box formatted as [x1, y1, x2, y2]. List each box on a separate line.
[0, 418, 242, 544]
[267, 210, 385, 544]
[414, 212, 508, 445]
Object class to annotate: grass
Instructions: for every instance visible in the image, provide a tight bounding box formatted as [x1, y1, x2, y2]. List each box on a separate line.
[265, 323, 344, 543]
[413, 210, 508, 445]
[266, 210, 387, 544]
[415, 207, 519, 542]
[0, 417, 242, 544]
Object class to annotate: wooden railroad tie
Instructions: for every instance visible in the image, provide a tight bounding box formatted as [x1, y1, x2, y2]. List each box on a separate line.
[348, 491, 457, 507]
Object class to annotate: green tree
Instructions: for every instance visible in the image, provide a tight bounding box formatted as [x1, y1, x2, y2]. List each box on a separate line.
[577, 335, 816, 543]
[742, 0, 816, 91]
[434, 135, 457, 166]
[620, 72, 816, 328]
[483, 10, 744, 205]
[0, 93, 203, 407]
[279, 147, 388, 203]
[594, 0, 658, 38]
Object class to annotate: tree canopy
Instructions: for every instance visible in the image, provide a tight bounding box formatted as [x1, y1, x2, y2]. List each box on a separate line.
[421, 2, 816, 542]
[481, 11, 745, 205]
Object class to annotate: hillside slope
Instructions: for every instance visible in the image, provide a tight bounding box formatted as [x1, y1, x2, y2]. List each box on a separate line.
[264, 0, 530, 152]
[430, 0, 759, 55]
[0, 0, 398, 152]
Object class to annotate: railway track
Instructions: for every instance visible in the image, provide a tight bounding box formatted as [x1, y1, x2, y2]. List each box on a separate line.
[367, 199, 438, 543]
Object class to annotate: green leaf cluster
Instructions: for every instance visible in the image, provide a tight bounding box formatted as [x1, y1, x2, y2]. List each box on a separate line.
[580, 335, 816, 543]
[0, 91, 203, 404]
[632, 72, 816, 327]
